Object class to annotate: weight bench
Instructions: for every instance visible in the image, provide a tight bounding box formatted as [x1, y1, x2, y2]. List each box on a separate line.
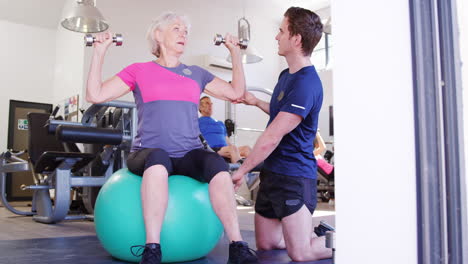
[25, 112, 117, 224]
[0, 104, 134, 224]
[31, 151, 96, 223]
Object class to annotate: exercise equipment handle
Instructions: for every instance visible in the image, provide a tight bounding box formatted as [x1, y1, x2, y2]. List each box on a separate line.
[51, 106, 60, 117]
[56, 125, 123, 145]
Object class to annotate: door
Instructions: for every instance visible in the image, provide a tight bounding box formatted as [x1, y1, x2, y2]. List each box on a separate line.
[7, 100, 52, 201]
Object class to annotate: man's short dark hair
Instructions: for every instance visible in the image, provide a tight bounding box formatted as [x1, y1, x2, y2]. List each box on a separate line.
[284, 7, 323, 56]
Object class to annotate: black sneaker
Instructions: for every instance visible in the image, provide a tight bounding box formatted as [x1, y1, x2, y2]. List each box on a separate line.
[314, 221, 335, 237]
[131, 243, 162, 264]
[228, 241, 258, 264]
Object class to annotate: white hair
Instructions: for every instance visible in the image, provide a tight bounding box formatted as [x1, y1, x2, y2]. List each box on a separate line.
[146, 11, 191, 57]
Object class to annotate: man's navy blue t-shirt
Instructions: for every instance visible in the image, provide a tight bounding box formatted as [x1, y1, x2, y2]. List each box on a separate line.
[263, 66, 323, 179]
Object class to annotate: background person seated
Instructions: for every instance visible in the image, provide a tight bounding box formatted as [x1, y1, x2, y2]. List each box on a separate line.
[199, 96, 251, 163]
[314, 130, 334, 178]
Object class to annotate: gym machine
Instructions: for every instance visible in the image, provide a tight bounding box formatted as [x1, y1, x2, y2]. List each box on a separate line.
[0, 100, 136, 224]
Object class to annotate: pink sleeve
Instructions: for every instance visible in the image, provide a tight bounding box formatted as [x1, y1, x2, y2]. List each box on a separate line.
[317, 158, 334, 175]
[116, 63, 139, 91]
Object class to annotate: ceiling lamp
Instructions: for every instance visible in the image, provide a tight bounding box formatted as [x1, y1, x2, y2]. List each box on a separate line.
[61, 0, 109, 33]
[227, 17, 263, 64]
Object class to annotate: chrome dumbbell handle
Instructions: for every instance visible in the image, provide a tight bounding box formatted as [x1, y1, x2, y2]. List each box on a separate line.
[213, 34, 248, 49]
[84, 34, 123, 47]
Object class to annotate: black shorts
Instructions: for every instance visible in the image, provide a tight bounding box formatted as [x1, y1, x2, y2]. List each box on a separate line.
[126, 148, 229, 183]
[255, 169, 317, 220]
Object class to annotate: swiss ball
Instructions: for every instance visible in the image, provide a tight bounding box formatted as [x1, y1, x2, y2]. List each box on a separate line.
[94, 169, 223, 263]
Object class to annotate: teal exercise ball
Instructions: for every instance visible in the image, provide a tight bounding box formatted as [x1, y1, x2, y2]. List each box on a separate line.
[94, 169, 223, 263]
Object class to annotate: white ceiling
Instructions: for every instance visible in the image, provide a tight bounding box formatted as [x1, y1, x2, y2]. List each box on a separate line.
[0, 0, 330, 29]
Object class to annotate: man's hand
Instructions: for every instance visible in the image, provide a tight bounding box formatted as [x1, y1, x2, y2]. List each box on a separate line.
[231, 170, 245, 192]
[230, 97, 244, 104]
[241, 91, 258, 106]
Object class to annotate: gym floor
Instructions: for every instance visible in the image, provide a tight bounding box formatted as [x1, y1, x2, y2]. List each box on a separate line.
[0, 202, 335, 264]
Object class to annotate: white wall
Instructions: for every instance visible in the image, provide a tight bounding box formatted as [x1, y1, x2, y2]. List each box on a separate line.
[318, 69, 334, 144]
[333, 0, 417, 263]
[0, 20, 57, 151]
[52, 0, 86, 112]
[82, 0, 330, 147]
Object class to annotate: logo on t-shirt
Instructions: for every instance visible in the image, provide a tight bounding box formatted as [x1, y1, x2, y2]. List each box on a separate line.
[277, 90, 284, 101]
[183, 68, 192, 76]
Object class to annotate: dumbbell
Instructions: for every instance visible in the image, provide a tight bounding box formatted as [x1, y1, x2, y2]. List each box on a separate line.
[213, 34, 248, 49]
[84, 34, 123, 47]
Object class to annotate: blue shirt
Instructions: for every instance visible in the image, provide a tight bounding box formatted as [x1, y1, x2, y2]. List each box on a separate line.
[198, 116, 228, 148]
[263, 66, 323, 179]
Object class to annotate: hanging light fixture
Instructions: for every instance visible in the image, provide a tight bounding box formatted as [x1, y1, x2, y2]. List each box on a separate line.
[227, 0, 262, 64]
[227, 17, 263, 64]
[61, 0, 109, 33]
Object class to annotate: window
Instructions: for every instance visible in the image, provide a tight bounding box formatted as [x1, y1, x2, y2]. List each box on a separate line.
[311, 33, 332, 70]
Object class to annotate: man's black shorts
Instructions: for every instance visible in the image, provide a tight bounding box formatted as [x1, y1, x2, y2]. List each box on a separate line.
[255, 168, 317, 220]
[126, 148, 229, 183]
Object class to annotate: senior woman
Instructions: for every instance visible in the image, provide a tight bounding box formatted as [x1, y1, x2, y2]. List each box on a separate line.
[86, 12, 257, 264]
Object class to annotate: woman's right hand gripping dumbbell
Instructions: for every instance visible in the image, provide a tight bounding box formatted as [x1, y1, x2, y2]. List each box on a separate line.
[91, 31, 115, 55]
[86, 31, 124, 104]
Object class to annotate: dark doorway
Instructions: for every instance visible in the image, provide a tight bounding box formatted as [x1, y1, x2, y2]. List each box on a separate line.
[7, 100, 52, 201]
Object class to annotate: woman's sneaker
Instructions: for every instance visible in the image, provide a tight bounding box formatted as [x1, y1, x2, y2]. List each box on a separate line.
[228, 241, 258, 263]
[131, 243, 162, 264]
